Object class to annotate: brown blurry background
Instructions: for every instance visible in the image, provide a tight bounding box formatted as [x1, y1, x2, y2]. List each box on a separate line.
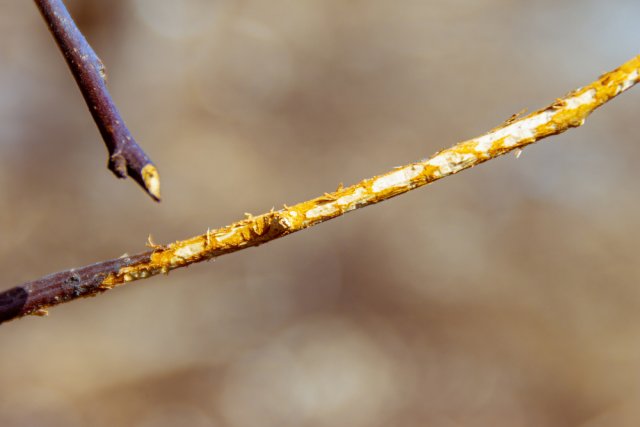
[1, 0, 639, 425]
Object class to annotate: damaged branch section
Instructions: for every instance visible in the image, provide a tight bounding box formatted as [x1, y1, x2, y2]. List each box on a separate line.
[1, 55, 637, 322]
[99, 56, 640, 290]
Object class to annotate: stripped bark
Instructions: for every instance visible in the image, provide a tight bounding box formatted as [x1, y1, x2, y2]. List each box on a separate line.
[34, 0, 161, 201]
[1, 55, 638, 324]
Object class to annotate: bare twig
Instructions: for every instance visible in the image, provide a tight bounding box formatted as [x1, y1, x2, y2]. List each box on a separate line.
[34, 0, 161, 201]
[1, 55, 638, 324]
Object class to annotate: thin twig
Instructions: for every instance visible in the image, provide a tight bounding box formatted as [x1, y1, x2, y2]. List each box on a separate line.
[33, 0, 161, 201]
[1, 55, 638, 324]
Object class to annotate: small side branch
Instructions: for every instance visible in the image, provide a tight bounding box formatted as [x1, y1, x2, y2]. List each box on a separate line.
[33, 0, 161, 201]
[1, 55, 638, 324]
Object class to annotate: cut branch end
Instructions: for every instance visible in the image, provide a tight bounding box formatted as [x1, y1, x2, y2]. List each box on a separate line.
[141, 164, 161, 202]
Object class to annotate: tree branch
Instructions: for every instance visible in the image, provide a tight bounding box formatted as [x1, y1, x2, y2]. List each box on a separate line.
[33, 0, 161, 201]
[1, 55, 638, 324]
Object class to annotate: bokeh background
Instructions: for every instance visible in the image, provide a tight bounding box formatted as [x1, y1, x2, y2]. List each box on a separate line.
[1, 0, 639, 425]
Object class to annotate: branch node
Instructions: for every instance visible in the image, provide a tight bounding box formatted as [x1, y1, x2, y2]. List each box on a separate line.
[108, 152, 128, 178]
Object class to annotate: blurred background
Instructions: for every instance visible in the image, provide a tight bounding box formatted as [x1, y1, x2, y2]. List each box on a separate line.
[0, 0, 639, 425]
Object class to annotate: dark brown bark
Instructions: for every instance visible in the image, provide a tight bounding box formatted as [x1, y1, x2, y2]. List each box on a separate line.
[33, 0, 161, 201]
[0, 251, 153, 324]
